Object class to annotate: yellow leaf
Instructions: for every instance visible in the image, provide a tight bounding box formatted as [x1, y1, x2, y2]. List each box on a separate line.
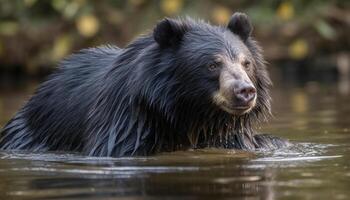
[160, 0, 183, 16]
[276, 2, 294, 21]
[288, 39, 308, 60]
[211, 6, 231, 25]
[76, 14, 100, 37]
[51, 35, 72, 61]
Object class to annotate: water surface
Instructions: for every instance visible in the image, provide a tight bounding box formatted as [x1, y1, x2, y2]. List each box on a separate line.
[0, 83, 349, 200]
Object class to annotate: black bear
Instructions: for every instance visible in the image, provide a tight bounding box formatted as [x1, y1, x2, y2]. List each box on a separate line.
[0, 13, 289, 157]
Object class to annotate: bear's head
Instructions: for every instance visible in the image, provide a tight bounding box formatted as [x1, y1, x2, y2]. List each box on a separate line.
[152, 12, 271, 125]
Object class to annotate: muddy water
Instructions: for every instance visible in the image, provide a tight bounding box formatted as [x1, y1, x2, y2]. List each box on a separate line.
[0, 82, 349, 200]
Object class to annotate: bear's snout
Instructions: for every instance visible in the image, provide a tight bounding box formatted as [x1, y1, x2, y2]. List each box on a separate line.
[233, 81, 256, 107]
[213, 66, 257, 115]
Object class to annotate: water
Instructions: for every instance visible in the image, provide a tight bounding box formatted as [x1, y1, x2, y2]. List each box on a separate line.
[0, 82, 349, 200]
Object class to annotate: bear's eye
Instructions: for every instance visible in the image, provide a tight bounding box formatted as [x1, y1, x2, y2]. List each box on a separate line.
[243, 60, 251, 69]
[208, 61, 222, 71]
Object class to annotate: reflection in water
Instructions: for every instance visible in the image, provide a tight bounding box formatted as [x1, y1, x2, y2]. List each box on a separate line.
[337, 53, 350, 95]
[291, 90, 308, 114]
[0, 83, 349, 199]
[0, 150, 271, 199]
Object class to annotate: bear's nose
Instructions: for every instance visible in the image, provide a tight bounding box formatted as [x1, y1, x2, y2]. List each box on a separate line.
[234, 83, 256, 105]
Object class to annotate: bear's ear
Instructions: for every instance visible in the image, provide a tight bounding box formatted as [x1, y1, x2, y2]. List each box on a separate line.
[227, 12, 253, 42]
[153, 18, 188, 48]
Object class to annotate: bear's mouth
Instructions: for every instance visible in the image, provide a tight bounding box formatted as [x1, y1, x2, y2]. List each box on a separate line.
[219, 104, 253, 115]
[212, 91, 256, 115]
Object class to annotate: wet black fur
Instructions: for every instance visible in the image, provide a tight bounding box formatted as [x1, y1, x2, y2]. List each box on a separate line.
[0, 16, 289, 157]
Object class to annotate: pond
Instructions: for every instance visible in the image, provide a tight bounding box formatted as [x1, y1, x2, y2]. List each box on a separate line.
[0, 79, 349, 200]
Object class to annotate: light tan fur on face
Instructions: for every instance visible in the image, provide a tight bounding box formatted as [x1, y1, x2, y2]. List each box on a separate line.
[212, 91, 228, 106]
[211, 53, 256, 115]
[212, 91, 234, 114]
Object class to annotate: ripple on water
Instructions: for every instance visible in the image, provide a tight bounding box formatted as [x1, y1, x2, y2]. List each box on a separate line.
[0, 141, 347, 200]
[253, 142, 342, 163]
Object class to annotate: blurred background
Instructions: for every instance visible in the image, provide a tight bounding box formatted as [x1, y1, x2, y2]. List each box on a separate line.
[0, 0, 349, 125]
[1, 2, 350, 199]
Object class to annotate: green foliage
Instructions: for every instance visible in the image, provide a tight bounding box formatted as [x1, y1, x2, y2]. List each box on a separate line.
[0, 0, 348, 73]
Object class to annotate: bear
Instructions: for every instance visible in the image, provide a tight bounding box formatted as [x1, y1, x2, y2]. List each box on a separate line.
[0, 13, 289, 157]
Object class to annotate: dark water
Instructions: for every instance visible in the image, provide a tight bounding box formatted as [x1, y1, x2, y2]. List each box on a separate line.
[0, 81, 349, 200]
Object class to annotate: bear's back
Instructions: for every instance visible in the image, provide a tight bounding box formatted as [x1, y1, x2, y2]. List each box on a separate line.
[0, 46, 122, 151]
